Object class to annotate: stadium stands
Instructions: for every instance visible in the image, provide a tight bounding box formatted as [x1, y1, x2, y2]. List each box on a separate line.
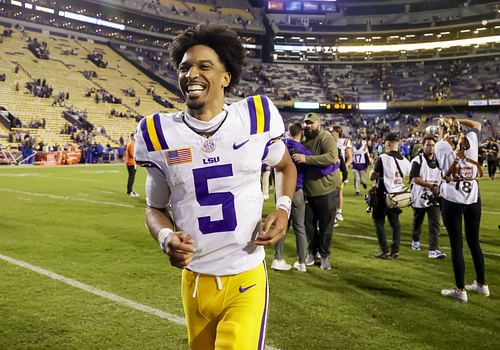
[0, 27, 181, 152]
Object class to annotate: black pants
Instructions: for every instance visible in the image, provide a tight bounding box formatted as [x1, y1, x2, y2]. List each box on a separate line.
[305, 189, 339, 258]
[127, 165, 136, 194]
[441, 197, 485, 289]
[412, 206, 441, 251]
[487, 159, 497, 179]
[372, 194, 402, 254]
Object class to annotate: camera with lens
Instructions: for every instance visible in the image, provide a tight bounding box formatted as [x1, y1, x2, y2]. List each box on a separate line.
[422, 192, 440, 206]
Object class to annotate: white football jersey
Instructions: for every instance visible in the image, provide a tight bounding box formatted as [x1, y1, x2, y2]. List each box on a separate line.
[352, 143, 369, 167]
[410, 154, 442, 208]
[338, 137, 352, 159]
[436, 131, 479, 204]
[380, 154, 411, 193]
[135, 96, 285, 275]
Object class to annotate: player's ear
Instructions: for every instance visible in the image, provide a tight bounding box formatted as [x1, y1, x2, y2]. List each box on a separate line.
[222, 72, 231, 88]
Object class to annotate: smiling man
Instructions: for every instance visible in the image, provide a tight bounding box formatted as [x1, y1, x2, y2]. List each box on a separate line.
[134, 24, 296, 349]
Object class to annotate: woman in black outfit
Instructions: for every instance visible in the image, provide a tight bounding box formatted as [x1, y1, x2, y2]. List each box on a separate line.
[435, 117, 489, 302]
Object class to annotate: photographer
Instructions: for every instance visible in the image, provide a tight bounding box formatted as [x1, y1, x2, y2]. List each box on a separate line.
[485, 137, 498, 180]
[409, 134, 446, 259]
[436, 117, 489, 302]
[369, 132, 411, 259]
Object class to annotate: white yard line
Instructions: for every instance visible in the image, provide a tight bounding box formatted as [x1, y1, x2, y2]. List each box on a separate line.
[0, 188, 136, 208]
[0, 253, 280, 350]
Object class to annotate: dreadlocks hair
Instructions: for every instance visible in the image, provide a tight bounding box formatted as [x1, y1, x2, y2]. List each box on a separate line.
[438, 117, 461, 139]
[168, 24, 245, 90]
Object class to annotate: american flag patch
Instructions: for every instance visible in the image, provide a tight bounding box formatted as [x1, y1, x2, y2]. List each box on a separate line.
[166, 148, 192, 165]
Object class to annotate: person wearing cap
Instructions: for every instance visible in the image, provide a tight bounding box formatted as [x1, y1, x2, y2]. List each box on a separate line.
[292, 112, 341, 270]
[369, 132, 411, 259]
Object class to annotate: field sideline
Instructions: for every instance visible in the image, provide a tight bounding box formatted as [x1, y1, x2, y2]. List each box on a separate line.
[0, 164, 499, 349]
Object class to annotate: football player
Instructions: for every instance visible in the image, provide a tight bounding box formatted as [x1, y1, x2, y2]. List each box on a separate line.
[135, 24, 297, 349]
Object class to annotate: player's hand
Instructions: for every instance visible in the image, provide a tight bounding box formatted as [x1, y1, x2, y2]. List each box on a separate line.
[292, 153, 306, 164]
[252, 209, 288, 246]
[165, 232, 196, 269]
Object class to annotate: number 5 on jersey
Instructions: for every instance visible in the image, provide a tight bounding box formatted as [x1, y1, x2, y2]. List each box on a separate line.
[193, 164, 237, 234]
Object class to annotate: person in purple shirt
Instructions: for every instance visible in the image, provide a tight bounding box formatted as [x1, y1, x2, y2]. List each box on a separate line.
[271, 122, 339, 272]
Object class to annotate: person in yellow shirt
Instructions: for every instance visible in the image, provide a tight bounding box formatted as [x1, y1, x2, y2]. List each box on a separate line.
[125, 133, 139, 197]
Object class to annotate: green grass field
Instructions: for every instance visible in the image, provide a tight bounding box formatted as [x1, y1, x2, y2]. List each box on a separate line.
[0, 164, 499, 350]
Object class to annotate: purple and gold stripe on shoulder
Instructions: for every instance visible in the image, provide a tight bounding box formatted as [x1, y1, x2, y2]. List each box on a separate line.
[246, 95, 271, 135]
[140, 113, 169, 152]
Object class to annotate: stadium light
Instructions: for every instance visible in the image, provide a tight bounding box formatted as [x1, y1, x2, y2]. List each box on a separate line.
[336, 35, 500, 53]
[59, 11, 125, 30]
[294, 102, 320, 110]
[358, 102, 387, 110]
[35, 5, 55, 14]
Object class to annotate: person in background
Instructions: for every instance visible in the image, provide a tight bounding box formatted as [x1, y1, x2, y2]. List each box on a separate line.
[125, 133, 139, 197]
[351, 135, 370, 196]
[409, 134, 446, 259]
[271, 123, 308, 272]
[335, 127, 352, 222]
[369, 132, 411, 260]
[436, 117, 489, 302]
[293, 113, 341, 270]
[485, 137, 498, 180]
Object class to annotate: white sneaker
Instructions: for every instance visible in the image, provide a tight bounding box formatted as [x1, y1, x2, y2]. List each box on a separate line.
[336, 212, 344, 221]
[305, 254, 315, 266]
[271, 259, 291, 271]
[428, 250, 446, 259]
[128, 192, 139, 197]
[441, 287, 468, 302]
[293, 260, 307, 272]
[465, 281, 490, 296]
[411, 240, 421, 250]
[263, 193, 269, 200]
[320, 257, 331, 271]
[334, 219, 339, 228]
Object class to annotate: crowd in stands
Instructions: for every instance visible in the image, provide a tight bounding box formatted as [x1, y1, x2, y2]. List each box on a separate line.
[83, 70, 98, 80]
[27, 37, 49, 59]
[28, 117, 46, 129]
[88, 51, 108, 68]
[26, 79, 53, 98]
[110, 108, 139, 120]
[85, 87, 122, 104]
[51, 91, 69, 107]
[152, 93, 174, 109]
[226, 58, 500, 103]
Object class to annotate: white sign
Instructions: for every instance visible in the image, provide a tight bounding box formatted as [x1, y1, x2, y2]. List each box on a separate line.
[467, 100, 488, 106]
[359, 102, 387, 110]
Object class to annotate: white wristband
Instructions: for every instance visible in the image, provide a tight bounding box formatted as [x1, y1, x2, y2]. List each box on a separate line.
[276, 195, 292, 218]
[158, 227, 174, 254]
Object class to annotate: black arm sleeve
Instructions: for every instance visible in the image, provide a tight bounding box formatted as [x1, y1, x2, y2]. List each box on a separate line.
[410, 161, 421, 178]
